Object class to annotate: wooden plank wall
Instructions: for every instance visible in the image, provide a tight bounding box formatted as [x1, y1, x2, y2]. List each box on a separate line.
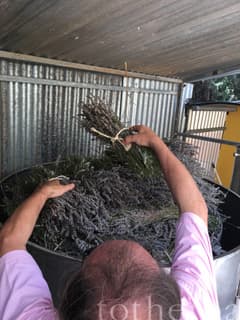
[0, 0, 240, 80]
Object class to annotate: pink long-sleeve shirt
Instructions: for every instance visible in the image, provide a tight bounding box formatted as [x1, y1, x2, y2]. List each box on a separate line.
[0, 212, 220, 319]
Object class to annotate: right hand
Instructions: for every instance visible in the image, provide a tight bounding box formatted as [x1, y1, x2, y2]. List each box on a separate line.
[36, 180, 75, 200]
[124, 125, 159, 148]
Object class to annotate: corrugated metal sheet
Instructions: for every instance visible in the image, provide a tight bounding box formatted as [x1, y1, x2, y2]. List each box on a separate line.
[0, 0, 240, 80]
[185, 109, 227, 176]
[120, 77, 179, 138]
[0, 59, 180, 178]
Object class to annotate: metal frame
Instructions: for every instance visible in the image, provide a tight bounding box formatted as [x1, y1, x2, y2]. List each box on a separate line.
[185, 101, 239, 112]
[179, 101, 240, 194]
[231, 145, 240, 193]
[185, 127, 226, 134]
[178, 133, 240, 147]
[179, 132, 240, 194]
[173, 82, 184, 137]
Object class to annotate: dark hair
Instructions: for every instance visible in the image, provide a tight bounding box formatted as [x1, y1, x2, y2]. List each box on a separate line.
[60, 243, 181, 320]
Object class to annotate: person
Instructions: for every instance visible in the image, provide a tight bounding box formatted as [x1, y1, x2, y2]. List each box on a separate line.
[0, 125, 220, 320]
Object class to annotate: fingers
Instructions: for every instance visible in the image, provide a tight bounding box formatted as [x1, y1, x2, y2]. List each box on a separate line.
[124, 125, 145, 146]
[38, 179, 75, 199]
[124, 134, 138, 145]
[125, 125, 158, 148]
[129, 125, 144, 132]
[63, 183, 75, 192]
[49, 180, 61, 186]
[52, 181, 75, 195]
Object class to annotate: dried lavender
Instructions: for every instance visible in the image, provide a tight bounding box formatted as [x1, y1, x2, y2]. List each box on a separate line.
[0, 138, 226, 265]
[81, 96, 123, 138]
[80, 97, 161, 177]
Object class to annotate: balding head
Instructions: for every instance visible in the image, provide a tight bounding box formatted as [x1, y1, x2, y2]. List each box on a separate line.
[83, 240, 160, 271]
[60, 240, 181, 320]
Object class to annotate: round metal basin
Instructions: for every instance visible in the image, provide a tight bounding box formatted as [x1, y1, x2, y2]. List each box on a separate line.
[210, 182, 240, 319]
[0, 172, 239, 314]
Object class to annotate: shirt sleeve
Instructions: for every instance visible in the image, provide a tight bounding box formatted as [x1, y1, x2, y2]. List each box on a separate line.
[171, 212, 221, 320]
[0, 250, 59, 320]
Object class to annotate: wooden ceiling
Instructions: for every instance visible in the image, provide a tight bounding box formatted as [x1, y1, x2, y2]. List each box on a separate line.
[1, 0, 240, 80]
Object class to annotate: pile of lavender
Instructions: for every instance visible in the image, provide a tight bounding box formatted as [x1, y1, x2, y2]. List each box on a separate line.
[0, 98, 227, 265]
[1, 150, 225, 265]
[38, 167, 225, 263]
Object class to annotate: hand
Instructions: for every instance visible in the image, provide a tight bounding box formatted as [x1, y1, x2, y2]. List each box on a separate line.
[36, 180, 75, 200]
[0, 179, 75, 256]
[124, 125, 160, 148]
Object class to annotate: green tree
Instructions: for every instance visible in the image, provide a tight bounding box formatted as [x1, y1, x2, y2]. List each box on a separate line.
[193, 74, 240, 101]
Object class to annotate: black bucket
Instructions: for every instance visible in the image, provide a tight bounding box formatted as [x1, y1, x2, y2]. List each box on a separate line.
[0, 172, 240, 309]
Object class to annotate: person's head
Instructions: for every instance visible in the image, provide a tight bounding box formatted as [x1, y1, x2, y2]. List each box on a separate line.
[60, 240, 181, 320]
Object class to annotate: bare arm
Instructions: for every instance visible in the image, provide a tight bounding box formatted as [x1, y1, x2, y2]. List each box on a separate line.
[0, 180, 75, 256]
[124, 125, 208, 225]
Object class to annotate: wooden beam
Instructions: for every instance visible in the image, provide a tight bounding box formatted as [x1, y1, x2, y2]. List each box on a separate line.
[0, 50, 182, 84]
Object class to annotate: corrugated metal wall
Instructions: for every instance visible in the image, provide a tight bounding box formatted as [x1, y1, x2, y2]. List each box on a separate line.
[120, 77, 179, 136]
[0, 59, 180, 178]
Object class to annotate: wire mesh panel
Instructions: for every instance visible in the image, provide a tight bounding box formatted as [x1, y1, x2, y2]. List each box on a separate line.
[0, 59, 180, 178]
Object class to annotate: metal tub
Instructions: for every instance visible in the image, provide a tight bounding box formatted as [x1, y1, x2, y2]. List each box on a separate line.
[0, 172, 239, 316]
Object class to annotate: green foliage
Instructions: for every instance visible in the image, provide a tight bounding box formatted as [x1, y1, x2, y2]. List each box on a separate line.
[210, 74, 240, 101]
[193, 74, 240, 101]
[103, 143, 161, 177]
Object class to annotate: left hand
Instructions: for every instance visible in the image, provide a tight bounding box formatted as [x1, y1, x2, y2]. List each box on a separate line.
[36, 180, 75, 199]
